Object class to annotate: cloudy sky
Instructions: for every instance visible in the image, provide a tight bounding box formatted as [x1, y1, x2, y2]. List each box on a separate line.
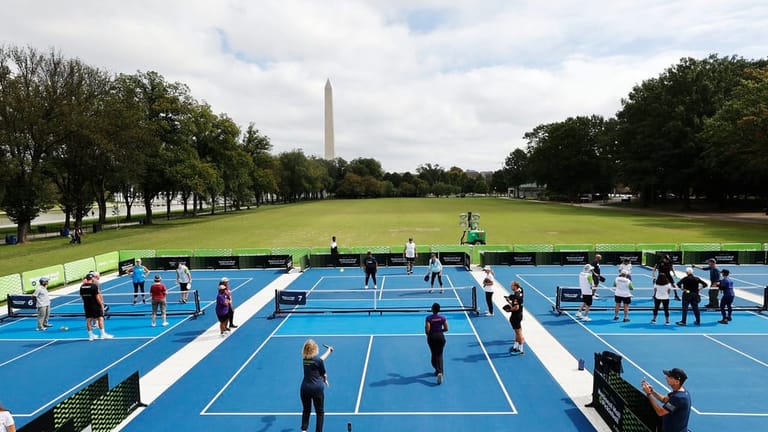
[2, 1, 766, 173]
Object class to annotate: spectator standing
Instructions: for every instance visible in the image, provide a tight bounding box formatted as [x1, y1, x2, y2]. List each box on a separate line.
[576, 264, 595, 321]
[481, 266, 496, 316]
[362, 251, 378, 289]
[403, 237, 417, 275]
[149, 274, 168, 327]
[220, 277, 237, 329]
[641, 368, 691, 432]
[654, 255, 680, 300]
[427, 253, 443, 293]
[676, 267, 707, 326]
[33, 277, 52, 331]
[128, 258, 150, 304]
[175, 262, 192, 304]
[590, 254, 603, 297]
[718, 269, 735, 324]
[612, 269, 634, 322]
[330, 236, 339, 266]
[215, 285, 231, 337]
[618, 258, 633, 280]
[651, 274, 673, 325]
[695, 258, 721, 310]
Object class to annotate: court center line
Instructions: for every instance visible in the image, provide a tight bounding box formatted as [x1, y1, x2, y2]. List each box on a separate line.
[203, 411, 517, 416]
[459, 274, 517, 414]
[354, 335, 374, 414]
[0, 339, 58, 368]
[702, 334, 768, 368]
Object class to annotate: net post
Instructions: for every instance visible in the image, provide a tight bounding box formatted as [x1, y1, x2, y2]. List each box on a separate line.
[193, 289, 202, 316]
[472, 286, 478, 315]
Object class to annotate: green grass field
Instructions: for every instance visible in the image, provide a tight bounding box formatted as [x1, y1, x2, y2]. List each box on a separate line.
[1, 197, 766, 276]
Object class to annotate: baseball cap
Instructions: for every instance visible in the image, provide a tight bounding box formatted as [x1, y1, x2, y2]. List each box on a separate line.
[583, 264, 594, 271]
[39, 277, 50, 283]
[154, 274, 162, 281]
[220, 277, 229, 283]
[707, 258, 716, 263]
[663, 368, 688, 382]
[720, 269, 730, 276]
[685, 267, 693, 274]
[620, 269, 628, 275]
[85, 272, 95, 280]
[483, 265, 491, 271]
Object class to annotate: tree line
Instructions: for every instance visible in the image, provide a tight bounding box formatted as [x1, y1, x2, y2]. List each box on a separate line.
[0, 45, 496, 243]
[3, 46, 765, 243]
[503, 54, 768, 207]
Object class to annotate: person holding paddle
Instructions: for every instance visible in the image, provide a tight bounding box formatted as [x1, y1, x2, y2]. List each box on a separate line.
[425, 302, 448, 384]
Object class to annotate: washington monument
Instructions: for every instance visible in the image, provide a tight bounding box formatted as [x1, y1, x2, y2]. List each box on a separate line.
[324, 79, 335, 160]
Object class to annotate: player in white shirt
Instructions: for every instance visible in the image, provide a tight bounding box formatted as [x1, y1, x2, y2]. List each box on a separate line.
[612, 269, 634, 322]
[652, 273, 673, 325]
[403, 237, 417, 275]
[576, 264, 595, 321]
[618, 258, 633, 280]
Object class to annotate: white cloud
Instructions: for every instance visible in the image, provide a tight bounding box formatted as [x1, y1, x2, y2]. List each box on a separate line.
[1, 0, 766, 172]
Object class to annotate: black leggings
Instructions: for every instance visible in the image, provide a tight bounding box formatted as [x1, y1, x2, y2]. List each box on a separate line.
[485, 291, 493, 314]
[365, 270, 377, 286]
[300, 390, 325, 432]
[133, 282, 145, 300]
[427, 332, 446, 374]
[430, 272, 443, 288]
[652, 298, 670, 319]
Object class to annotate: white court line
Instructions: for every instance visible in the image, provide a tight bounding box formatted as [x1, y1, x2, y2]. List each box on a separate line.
[205, 411, 516, 416]
[271, 333, 476, 338]
[354, 335, 374, 413]
[596, 333, 768, 337]
[702, 334, 768, 368]
[0, 339, 58, 367]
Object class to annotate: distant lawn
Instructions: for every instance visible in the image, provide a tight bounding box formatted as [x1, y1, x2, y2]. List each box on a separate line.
[1, 197, 766, 276]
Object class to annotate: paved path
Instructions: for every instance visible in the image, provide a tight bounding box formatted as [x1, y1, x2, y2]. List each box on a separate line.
[573, 201, 768, 224]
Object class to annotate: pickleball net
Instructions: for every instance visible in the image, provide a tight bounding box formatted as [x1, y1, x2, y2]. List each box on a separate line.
[271, 285, 478, 316]
[5, 290, 204, 319]
[552, 285, 768, 314]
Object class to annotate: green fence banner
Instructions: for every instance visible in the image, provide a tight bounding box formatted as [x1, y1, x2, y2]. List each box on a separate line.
[156, 249, 194, 257]
[0, 274, 22, 299]
[21, 265, 65, 293]
[94, 252, 120, 275]
[64, 257, 97, 284]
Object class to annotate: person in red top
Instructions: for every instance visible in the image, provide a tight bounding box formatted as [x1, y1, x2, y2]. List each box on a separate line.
[149, 274, 168, 327]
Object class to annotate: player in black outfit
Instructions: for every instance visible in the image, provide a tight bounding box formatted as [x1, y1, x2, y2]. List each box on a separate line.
[505, 281, 525, 355]
[362, 251, 378, 289]
[676, 268, 707, 326]
[654, 255, 681, 300]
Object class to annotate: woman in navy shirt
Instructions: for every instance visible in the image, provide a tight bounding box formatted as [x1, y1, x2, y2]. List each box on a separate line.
[300, 339, 333, 432]
[718, 269, 735, 324]
[425, 302, 449, 385]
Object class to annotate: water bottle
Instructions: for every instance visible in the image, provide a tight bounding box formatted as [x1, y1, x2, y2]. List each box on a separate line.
[578, 358, 585, 370]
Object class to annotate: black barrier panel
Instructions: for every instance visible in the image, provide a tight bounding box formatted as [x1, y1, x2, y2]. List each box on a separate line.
[438, 252, 468, 267]
[592, 370, 626, 432]
[739, 250, 767, 264]
[53, 374, 109, 432]
[118, 259, 135, 276]
[91, 371, 144, 432]
[237, 255, 268, 269]
[684, 250, 738, 265]
[337, 254, 361, 267]
[194, 256, 240, 269]
[385, 253, 408, 267]
[18, 407, 55, 432]
[553, 251, 589, 266]
[309, 254, 335, 268]
[482, 251, 537, 266]
[645, 251, 683, 268]
[599, 252, 642, 265]
[266, 255, 293, 269]
[509, 252, 536, 265]
[137, 257, 190, 271]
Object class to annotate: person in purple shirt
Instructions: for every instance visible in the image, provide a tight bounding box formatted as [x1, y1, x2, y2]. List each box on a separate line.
[300, 339, 333, 432]
[425, 302, 449, 385]
[718, 269, 735, 324]
[215, 285, 231, 337]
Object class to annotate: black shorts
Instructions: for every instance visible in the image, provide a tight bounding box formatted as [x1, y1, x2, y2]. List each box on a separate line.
[84, 304, 104, 319]
[365, 268, 377, 275]
[406, 257, 415, 263]
[581, 294, 593, 306]
[509, 313, 523, 330]
[614, 296, 631, 305]
[179, 282, 189, 291]
[217, 313, 229, 324]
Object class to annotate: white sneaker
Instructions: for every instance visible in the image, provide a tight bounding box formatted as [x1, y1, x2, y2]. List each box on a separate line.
[484, 311, 493, 316]
[151, 322, 156, 327]
[162, 321, 169, 326]
[101, 332, 114, 339]
[365, 285, 369, 289]
[575, 311, 582, 318]
[88, 332, 96, 341]
[374, 285, 377, 289]
[581, 317, 592, 322]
